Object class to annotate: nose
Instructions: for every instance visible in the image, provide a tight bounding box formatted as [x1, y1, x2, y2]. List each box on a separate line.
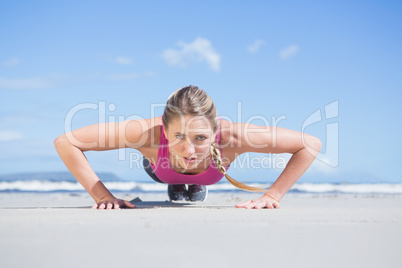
[184, 139, 195, 156]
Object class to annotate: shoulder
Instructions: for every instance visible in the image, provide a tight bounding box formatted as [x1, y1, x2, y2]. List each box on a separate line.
[219, 119, 276, 154]
[221, 119, 321, 155]
[124, 116, 163, 149]
[219, 119, 250, 147]
[219, 119, 236, 145]
[218, 120, 243, 162]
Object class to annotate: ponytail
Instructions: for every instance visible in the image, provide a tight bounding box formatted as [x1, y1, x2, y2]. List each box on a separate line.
[210, 142, 266, 192]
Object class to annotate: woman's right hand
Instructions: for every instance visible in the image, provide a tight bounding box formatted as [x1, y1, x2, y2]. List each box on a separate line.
[91, 196, 136, 209]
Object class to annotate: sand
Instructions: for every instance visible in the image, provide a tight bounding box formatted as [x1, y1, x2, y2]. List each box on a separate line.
[0, 192, 401, 268]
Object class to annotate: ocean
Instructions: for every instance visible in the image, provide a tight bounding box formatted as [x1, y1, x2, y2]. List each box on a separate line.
[0, 172, 401, 195]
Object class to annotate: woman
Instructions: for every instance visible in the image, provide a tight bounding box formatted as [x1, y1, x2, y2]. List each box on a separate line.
[54, 86, 322, 210]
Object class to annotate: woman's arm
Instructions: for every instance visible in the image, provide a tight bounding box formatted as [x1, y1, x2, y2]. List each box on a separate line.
[231, 122, 322, 209]
[54, 119, 153, 209]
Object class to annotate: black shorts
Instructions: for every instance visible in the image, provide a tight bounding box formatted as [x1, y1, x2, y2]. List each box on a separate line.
[143, 157, 165, 184]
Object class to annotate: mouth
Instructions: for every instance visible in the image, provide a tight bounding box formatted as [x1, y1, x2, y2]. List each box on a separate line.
[182, 157, 196, 163]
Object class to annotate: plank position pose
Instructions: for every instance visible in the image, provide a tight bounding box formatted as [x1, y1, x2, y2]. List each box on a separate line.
[54, 86, 322, 209]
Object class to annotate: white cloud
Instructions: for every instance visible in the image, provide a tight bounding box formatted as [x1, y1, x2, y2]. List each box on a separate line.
[115, 56, 133, 65]
[0, 130, 24, 141]
[0, 115, 38, 124]
[105, 72, 155, 81]
[247, 40, 265, 53]
[162, 37, 221, 72]
[0, 76, 53, 89]
[2, 58, 20, 67]
[279, 45, 300, 59]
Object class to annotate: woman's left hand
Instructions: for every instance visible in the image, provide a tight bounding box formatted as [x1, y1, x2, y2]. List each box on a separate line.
[235, 195, 280, 209]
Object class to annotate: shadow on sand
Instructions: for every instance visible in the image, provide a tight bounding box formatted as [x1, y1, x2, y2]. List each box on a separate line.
[0, 197, 235, 209]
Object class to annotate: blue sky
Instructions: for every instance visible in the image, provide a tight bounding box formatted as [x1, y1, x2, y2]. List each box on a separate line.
[1, 0, 401, 184]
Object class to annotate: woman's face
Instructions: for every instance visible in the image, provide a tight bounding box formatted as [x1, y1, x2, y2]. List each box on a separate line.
[164, 115, 216, 169]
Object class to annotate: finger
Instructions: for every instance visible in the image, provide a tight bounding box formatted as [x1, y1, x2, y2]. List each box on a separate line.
[245, 200, 260, 209]
[113, 202, 120, 209]
[98, 203, 106, 209]
[91, 203, 97, 209]
[254, 202, 264, 209]
[273, 203, 281, 209]
[106, 202, 113, 210]
[235, 200, 252, 208]
[243, 200, 253, 205]
[123, 201, 136, 209]
[264, 203, 274, 209]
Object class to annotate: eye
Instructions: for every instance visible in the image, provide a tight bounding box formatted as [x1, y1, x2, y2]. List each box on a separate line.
[176, 134, 184, 139]
[197, 136, 206, 141]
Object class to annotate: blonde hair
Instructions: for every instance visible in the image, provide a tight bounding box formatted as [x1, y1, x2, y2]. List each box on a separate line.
[163, 85, 265, 192]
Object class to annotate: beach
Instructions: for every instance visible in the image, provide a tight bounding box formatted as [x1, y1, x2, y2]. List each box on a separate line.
[1, 192, 401, 268]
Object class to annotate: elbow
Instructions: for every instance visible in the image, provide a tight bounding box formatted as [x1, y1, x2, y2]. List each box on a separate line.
[54, 134, 68, 150]
[54, 133, 91, 152]
[303, 135, 322, 154]
[311, 136, 322, 151]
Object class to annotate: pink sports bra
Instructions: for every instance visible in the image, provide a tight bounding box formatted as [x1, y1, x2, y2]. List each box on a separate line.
[149, 118, 230, 185]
